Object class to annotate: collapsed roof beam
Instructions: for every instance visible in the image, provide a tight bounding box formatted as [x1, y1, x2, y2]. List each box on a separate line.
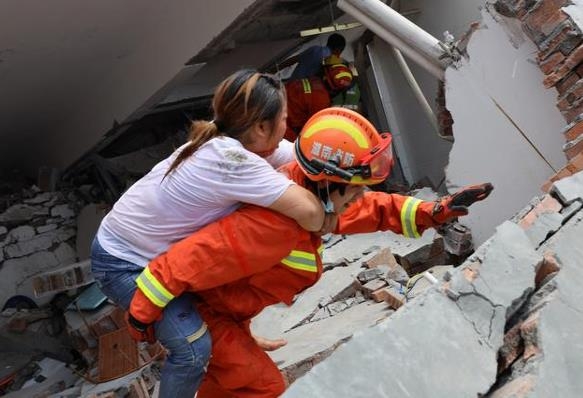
[338, 0, 454, 80]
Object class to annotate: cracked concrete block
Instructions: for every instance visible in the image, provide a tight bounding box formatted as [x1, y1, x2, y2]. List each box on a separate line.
[560, 200, 583, 222]
[271, 301, 392, 384]
[36, 224, 58, 234]
[53, 242, 77, 264]
[450, 222, 540, 324]
[523, 211, 563, 247]
[356, 267, 384, 284]
[322, 230, 436, 267]
[2, 251, 59, 276]
[5, 225, 35, 243]
[527, 300, 583, 398]
[0, 204, 40, 225]
[551, 169, 583, 204]
[253, 257, 367, 337]
[542, 210, 583, 328]
[23, 192, 55, 205]
[361, 279, 387, 298]
[51, 204, 75, 219]
[362, 247, 398, 269]
[407, 265, 453, 300]
[4, 234, 56, 258]
[3, 228, 75, 259]
[455, 293, 507, 349]
[284, 290, 496, 398]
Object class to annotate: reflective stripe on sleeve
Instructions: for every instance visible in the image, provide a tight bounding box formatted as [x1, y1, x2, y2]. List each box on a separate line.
[135, 266, 175, 308]
[400, 197, 422, 238]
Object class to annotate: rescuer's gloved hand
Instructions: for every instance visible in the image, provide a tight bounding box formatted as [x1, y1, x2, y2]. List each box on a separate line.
[432, 183, 494, 224]
[125, 311, 156, 344]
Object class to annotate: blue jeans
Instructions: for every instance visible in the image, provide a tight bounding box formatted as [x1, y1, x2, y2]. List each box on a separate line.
[90, 237, 211, 398]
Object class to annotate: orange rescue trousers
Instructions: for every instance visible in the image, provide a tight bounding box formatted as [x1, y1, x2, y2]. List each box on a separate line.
[197, 307, 285, 398]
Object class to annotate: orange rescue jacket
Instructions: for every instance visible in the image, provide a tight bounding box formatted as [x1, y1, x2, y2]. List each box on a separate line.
[129, 162, 441, 325]
[284, 77, 331, 141]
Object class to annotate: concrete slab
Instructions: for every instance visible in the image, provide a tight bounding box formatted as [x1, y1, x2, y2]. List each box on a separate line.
[270, 301, 391, 372]
[450, 222, 540, 349]
[551, 170, 583, 205]
[253, 231, 436, 338]
[524, 211, 563, 247]
[530, 300, 583, 398]
[252, 249, 377, 338]
[284, 289, 496, 398]
[322, 230, 436, 266]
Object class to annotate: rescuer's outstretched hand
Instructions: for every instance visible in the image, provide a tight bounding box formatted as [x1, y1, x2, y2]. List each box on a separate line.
[432, 183, 494, 224]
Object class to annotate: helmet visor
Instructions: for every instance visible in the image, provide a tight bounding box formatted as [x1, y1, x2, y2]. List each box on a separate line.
[359, 133, 393, 181]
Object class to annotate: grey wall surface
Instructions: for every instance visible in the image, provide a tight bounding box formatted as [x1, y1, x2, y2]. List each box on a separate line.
[446, 10, 566, 244]
[0, 0, 254, 175]
[364, 0, 485, 187]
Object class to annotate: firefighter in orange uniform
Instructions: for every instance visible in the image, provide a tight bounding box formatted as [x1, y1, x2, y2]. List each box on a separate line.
[284, 63, 354, 141]
[127, 108, 494, 398]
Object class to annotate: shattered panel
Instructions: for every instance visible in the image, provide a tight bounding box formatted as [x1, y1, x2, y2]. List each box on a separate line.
[97, 328, 139, 382]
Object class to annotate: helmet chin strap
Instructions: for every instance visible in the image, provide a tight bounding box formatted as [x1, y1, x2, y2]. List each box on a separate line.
[322, 180, 335, 214]
[312, 180, 348, 215]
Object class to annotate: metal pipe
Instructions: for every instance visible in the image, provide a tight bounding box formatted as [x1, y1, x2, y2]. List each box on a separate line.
[387, 0, 452, 142]
[338, 0, 449, 79]
[390, 46, 453, 142]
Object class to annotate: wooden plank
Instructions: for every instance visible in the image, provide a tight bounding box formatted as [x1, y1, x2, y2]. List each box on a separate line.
[98, 328, 139, 382]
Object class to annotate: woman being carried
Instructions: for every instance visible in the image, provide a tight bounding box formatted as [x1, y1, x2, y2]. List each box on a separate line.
[90, 69, 329, 398]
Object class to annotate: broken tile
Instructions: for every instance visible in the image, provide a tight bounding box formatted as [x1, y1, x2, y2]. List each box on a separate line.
[362, 247, 398, 269]
[361, 279, 387, 298]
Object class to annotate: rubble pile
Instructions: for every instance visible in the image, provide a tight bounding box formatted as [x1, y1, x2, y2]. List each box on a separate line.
[283, 171, 583, 397]
[252, 208, 465, 385]
[0, 186, 98, 310]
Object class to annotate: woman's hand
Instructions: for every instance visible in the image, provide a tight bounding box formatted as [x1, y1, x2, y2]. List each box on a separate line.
[318, 185, 365, 235]
[253, 334, 288, 351]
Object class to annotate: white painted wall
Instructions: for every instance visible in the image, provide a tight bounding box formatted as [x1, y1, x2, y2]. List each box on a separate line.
[0, 0, 254, 175]
[446, 10, 566, 244]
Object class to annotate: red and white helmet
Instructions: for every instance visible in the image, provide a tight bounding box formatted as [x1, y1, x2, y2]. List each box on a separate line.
[323, 63, 353, 91]
[295, 107, 394, 185]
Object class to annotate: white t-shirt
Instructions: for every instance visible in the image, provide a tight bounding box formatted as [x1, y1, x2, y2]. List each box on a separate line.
[97, 137, 295, 267]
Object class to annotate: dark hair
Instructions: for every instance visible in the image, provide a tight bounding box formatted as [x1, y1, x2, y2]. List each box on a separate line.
[165, 69, 285, 178]
[327, 33, 346, 53]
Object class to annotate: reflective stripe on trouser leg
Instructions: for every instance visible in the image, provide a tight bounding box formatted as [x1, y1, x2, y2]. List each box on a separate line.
[187, 322, 208, 343]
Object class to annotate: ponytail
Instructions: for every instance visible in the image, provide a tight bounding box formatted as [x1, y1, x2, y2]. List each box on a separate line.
[164, 121, 221, 179]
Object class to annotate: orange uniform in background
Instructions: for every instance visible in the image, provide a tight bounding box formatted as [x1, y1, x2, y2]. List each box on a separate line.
[129, 162, 444, 398]
[284, 77, 331, 141]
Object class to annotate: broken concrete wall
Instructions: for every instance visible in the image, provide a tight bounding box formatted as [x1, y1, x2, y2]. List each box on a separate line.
[446, 7, 566, 245]
[367, 38, 453, 188]
[0, 186, 100, 309]
[284, 170, 583, 398]
[364, 0, 484, 188]
[491, 0, 583, 189]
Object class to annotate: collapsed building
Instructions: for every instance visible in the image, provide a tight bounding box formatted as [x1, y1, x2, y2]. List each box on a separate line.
[1, 0, 583, 397]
